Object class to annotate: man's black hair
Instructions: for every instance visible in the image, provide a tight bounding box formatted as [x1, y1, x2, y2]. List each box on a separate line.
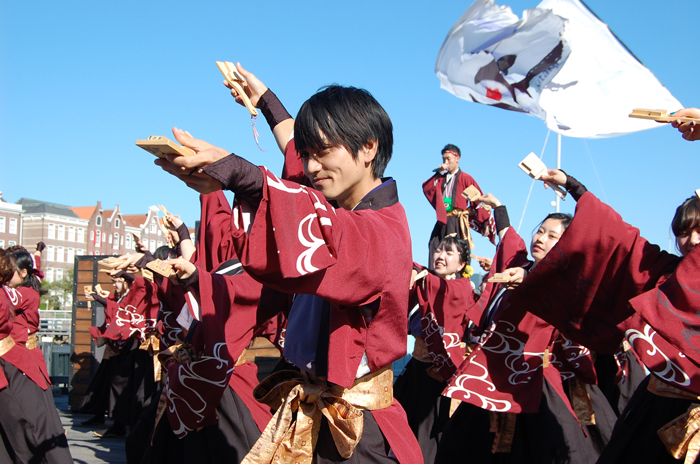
[441, 144, 461, 157]
[294, 85, 393, 178]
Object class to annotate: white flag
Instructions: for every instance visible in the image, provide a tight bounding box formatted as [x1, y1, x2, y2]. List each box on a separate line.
[435, 0, 681, 139]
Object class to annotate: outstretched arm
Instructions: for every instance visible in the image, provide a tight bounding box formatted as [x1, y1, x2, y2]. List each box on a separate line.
[224, 63, 294, 154]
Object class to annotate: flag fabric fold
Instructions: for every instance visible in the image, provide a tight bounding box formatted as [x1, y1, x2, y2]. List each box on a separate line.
[436, 0, 681, 139]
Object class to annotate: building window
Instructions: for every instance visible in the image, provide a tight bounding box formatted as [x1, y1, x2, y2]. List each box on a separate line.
[0, 240, 4, 248]
[77, 248, 84, 256]
[67, 248, 75, 263]
[56, 247, 64, 263]
[8, 218, 16, 235]
[149, 240, 156, 253]
[95, 231, 101, 247]
[56, 268, 63, 281]
[113, 233, 119, 249]
[48, 223, 55, 239]
[0, 217, 5, 233]
[108, 234, 112, 244]
[68, 226, 75, 242]
[115, 218, 120, 228]
[77, 228, 85, 243]
[125, 234, 132, 250]
[57, 224, 65, 240]
[102, 232, 106, 243]
[47, 246, 55, 261]
[46, 268, 53, 283]
[157, 241, 163, 248]
[150, 223, 156, 233]
[7, 241, 15, 247]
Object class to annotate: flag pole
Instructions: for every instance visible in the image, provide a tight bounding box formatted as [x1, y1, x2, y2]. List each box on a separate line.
[556, 133, 562, 213]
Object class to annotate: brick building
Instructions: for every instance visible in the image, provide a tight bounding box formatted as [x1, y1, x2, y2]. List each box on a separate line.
[17, 198, 89, 282]
[0, 192, 23, 249]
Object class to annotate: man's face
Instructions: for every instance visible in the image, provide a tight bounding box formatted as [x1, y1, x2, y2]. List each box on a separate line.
[301, 136, 377, 210]
[442, 152, 460, 173]
[113, 278, 126, 294]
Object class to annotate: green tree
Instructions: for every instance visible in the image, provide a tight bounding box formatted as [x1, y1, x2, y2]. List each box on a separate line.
[40, 269, 74, 311]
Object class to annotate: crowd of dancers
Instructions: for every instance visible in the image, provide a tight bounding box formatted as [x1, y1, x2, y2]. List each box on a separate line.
[1, 63, 699, 464]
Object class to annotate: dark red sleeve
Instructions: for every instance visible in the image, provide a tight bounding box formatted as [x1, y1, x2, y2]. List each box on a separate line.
[509, 192, 679, 354]
[191, 191, 237, 272]
[628, 244, 700, 368]
[417, 274, 476, 380]
[422, 175, 439, 208]
[467, 227, 530, 325]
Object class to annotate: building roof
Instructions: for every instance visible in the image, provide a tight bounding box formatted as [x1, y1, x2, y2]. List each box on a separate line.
[123, 214, 147, 228]
[71, 206, 96, 220]
[16, 198, 80, 218]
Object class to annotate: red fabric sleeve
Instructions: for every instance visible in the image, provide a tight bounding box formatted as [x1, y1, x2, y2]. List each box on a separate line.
[509, 191, 679, 354]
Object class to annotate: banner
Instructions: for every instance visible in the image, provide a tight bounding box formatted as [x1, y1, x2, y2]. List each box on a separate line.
[436, 0, 681, 138]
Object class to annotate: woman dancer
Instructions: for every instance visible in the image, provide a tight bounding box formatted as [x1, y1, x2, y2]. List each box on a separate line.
[510, 171, 700, 463]
[394, 235, 474, 464]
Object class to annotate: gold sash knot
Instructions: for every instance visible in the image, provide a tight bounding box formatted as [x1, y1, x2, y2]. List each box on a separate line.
[26, 333, 38, 350]
[658, 406, 700, 464]
[242, 366, 394, 464]
[447, 208, 475, 250]
[649, 376, 700, 463]
[139, 331, 162, 382]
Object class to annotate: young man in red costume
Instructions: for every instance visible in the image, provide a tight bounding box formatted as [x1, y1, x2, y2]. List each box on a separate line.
[422, 144, 494, 267]
[155, 65, 422, 464]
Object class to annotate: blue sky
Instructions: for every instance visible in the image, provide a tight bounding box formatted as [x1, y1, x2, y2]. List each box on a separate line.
[1, 1, 697, 263]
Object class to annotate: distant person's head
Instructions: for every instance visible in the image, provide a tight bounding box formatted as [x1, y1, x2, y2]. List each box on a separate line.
[441, 144, 461, 174]
[295, 85, 393, 209]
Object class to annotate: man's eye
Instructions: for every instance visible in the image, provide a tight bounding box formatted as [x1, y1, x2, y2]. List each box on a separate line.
[300, 152, 309, 159]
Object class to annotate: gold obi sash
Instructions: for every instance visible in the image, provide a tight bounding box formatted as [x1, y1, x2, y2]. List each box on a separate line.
[241, 365, 394, 464]
[26, 333, 38, 350]
[447, 208, 475, 250]
[0, 335, 15, 357]
[649, 376, 700, 464]
[139, 331, 162, 382]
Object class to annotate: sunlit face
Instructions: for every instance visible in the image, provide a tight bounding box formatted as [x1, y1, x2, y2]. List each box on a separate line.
[531, 218, 565, 264]
[301, 138, 377, 210]
[442, 152, 460, 174]
[677, 225, 700, 257]
[432, 243, 466, 278]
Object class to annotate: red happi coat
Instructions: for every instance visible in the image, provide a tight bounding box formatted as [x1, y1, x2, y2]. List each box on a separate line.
[551, 334, 598, 385]
[510, 192, 700, 395]
[8, 286, 40, 343]
[414, 269, 477, 381]
[0, 287, 48, 390]
[163, 191, 273, 437]
[155, 277, 185, 350]
[230, 146, 422, 464]
[88, 291, 127, 353]
[90, 277, 160, 344]
[423, 169, 495, 242]
[443, 228, 572, 414]
[7, 286, 50, 381]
